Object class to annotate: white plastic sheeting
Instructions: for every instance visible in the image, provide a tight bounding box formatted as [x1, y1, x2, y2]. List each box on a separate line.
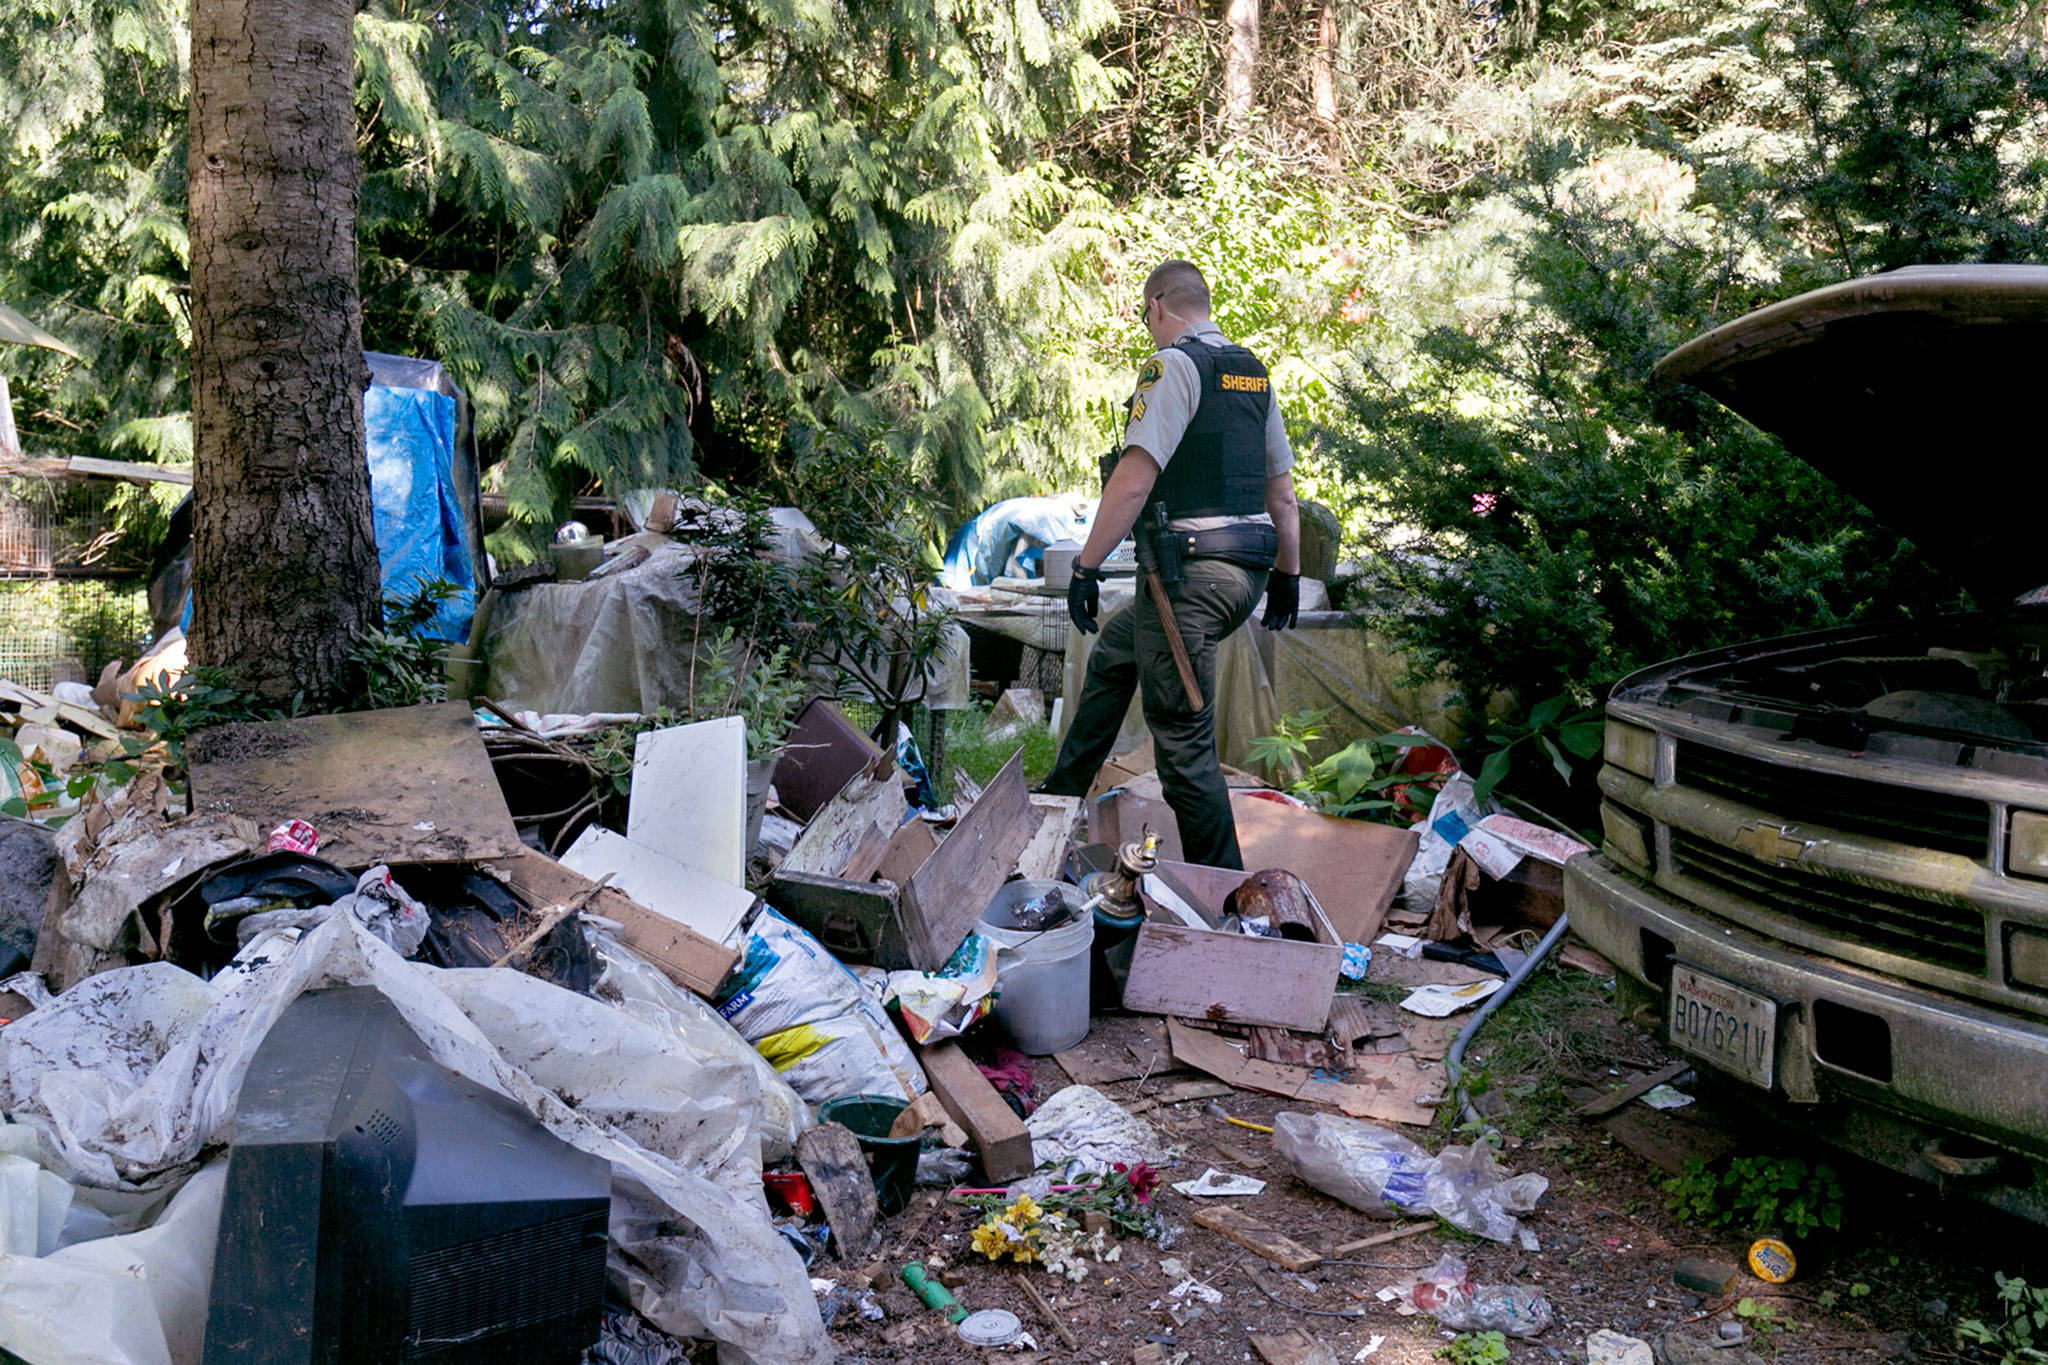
[0, 910, 833, 1365]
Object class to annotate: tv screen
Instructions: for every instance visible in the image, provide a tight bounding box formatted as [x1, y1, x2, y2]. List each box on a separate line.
[203, 986, 611, 1364]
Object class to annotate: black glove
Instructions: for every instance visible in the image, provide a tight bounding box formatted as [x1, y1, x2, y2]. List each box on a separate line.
[1066, 564, 1103, 635]
[1262, 570, 1300, 631]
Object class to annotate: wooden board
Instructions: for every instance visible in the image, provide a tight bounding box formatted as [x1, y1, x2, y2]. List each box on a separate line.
[872, 818, 937, 891]
[780, 757, 907, 881]
[186, 702, 521, 869]
[1189, 1207, 1322, 1272]
[1121, 922, 1341, 1032]
[1092, 782, 1417, 943]
[919, 1040, 1034, 1182]
[1012, 794, 1080, 882]
[796, 1121, 877, 1259]
[483, 848, 737, 997]
[901, 749, 1032, 971]
[777, 697, 884, 823]
[1577, 1060, 1691, 1118]
[764, 869, 909, 967]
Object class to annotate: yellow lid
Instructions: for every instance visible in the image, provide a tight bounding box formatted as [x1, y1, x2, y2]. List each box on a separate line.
[1747, 1236, 1797, 1284]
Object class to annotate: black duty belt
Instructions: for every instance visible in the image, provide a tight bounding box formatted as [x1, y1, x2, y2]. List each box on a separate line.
[1166, 522, 1279, 570]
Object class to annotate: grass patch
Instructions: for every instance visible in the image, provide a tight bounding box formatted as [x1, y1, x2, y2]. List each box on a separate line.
[945, 704, 1060, 793]
[1450, 962, 1617, 1139]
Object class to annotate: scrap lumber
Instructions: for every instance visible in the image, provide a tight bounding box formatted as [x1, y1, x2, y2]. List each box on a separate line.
[919, 1041, 1033, 1182]
[1167, 1018, 1436, 1127]
[900, 749, 1031, 970]
[483, 848, 736, 997]
[561, 825, 755, 945]
[1012, 794, 1080, 882]
[1331, 1222, 1436, 1257]
[763, 869, 909, 967]
[1577, 1060, 1689, 1118]
[779, 756, 907, 882]
[1012, 1272, 1079, 1351]
[796, 1122, 877, 1259]
[1189, 1207, 1322, 1272]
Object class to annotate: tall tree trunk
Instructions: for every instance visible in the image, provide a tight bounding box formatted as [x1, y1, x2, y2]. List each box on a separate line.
[1313, 1, 1340, 171]
[188, 0, 380, 708]
[1223, 0, 1259, 125]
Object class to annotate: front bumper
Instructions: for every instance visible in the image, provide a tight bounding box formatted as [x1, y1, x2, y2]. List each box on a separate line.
[1568, 853, 2048, 1212]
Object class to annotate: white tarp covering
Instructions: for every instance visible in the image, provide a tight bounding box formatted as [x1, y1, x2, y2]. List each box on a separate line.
[0, 910, 833, 1365]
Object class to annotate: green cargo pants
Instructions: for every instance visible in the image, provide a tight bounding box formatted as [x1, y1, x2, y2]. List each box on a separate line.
[1040, 558, 1266, 869]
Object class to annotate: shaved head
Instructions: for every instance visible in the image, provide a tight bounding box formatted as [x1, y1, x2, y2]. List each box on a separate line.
[1143, 260, 1211, 319]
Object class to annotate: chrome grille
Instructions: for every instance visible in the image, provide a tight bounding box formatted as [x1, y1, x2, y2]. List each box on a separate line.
[1669, 831, 1987, 973]
[1675, 743, 1988, 857]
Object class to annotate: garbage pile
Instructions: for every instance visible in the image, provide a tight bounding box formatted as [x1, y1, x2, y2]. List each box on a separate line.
[0, 653, 1614, 1364]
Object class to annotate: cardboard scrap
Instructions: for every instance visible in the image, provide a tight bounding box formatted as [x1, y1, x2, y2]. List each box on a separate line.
[1167, 1018, 1436, 1126]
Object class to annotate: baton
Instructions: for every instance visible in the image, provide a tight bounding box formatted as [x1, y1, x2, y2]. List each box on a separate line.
[1143, 569, 1207, 713]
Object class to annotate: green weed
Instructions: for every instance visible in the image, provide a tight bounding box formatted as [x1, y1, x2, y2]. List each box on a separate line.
[1663, 1155, 1844, 1239]
[1435, 1331, 1510, 1364]
[1956, 1273, 2048, 1363]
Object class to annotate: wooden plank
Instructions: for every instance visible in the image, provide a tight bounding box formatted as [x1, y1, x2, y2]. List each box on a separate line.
[901, 749, 1032, 971]
[1331, 1222, 1436, 1257]
[185, 701, 521, 868]
[919, 1040, 1033, 1182]
[66, 455, 191, 485]
[1189, 1207, 1322, 1272]
[872, 818, 936, 891]
[1169, 1018, 1436, 1126]
[1012, 794, 1080, 882]
[1247, 1026, 1349, 1072]
[1577, 1059, 1690, 1118]
[1121, 922, 1341, 1032]
[483, 848, 737, 997]
[780, 757, 907, 881]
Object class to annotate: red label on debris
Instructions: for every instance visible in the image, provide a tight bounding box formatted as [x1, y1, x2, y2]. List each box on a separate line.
[268, 820, 320, 855]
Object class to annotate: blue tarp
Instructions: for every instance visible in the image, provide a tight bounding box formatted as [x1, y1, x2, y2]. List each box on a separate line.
[939, 496, 1095, 590]
[365, 383, 475, 642]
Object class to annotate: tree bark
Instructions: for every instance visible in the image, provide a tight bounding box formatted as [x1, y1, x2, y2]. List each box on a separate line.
[1313, 1, 1340, 170]
[188, 0, 380, 707]
[1223, 0, 1259, 125]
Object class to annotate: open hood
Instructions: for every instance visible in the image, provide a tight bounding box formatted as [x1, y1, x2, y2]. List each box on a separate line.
[1654, 264, 2048, 606]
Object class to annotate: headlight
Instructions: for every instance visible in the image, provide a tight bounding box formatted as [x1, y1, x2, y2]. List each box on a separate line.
[1601, 801, 1653, 871]
[1604, 721, 1658, 779]
[2009, 811, 2048, 879]
[2006, 925, 2048, 993]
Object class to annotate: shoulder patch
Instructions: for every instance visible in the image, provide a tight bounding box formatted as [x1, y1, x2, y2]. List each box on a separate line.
[1135, 357, 1166, 392]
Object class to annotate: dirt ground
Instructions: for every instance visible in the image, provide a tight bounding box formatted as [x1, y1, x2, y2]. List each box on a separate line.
[817, 962, 2043, 1365]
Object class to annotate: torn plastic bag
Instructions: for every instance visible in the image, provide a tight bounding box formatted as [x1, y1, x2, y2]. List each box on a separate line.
[1026, 1084, 1172, 1177]
[1273, 1111, 1545, 1242]
[0, 913, 832, 1365]
[884, 934, 999, 1045]
[718, 910, 927, 1106]
[232, 865, 429, 956]
[1400, 1252, 1552, 1336]
[592, 931, 812, 1165]
[0, 1158, 224, 1365]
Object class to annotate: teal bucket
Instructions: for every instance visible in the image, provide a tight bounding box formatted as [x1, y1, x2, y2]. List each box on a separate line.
[817, 1094, 920, 1216]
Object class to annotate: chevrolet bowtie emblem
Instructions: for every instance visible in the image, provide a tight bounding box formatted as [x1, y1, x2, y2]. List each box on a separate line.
[1734, 821, 1812, 864]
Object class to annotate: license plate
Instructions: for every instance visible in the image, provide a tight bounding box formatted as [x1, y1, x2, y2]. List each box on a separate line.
[1668, 966, 1778, 1090]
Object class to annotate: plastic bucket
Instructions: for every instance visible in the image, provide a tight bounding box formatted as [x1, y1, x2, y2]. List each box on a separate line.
[816, 1094, 921, 1216]
[977, 880, 1095, 1054]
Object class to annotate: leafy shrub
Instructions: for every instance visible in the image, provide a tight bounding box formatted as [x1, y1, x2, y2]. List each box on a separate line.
[1663, 1155, 1844, 1239]
[1246, 708, 1443, 825]
[1956, 1273, 2048, 1363]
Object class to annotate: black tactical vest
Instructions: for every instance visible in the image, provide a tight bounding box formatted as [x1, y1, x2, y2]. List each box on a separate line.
[1151, 336, 1271, 520]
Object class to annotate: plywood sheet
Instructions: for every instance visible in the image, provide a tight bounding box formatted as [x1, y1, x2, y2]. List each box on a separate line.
[780, 758, 906, 881]
[186, 702, 520, 869]
[627, 715, 746, 887]
[1121, 922, 1340, 1032]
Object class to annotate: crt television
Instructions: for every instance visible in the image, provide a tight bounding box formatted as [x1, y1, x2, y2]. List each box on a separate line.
[203, 986, 612, 1363]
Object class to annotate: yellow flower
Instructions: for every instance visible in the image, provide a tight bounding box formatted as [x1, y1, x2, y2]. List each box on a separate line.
[1003, 1195, 1042, 1225]
[971, 1221, 1012, 1260]
[1011, 1242, 1037, 1263]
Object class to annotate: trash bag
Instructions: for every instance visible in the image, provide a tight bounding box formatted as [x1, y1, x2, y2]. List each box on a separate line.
[1026, 1084, 1171, 1177]
[1273, 1112, 1546, 1243]
[0, 912, 833, 1365]
[1271, 1111, 1431, 1219]
[590, 931, 813, 1166]
[717, 910, 927, 1106]
[1403, 1252, 1552, 1336]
